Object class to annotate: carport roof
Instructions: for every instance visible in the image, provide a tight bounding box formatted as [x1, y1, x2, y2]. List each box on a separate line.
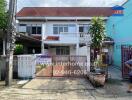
[16, 33, 41, 44]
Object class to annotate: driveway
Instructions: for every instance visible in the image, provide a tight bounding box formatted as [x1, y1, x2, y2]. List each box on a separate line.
[23, 77, 94, 91]
[0, 78, 95, 100]
[0, 67, 132, 100]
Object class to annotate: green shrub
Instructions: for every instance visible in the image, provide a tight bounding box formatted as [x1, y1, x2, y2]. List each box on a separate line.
[14, 44, 24, 55]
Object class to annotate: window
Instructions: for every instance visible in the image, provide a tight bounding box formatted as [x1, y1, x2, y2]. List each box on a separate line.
[53, 26, 58, 34]
[79, 24, 90, 33]
[37, 27, 42, 34]
[31, 26, 42, 34]
[56, 46, 70, 55]
[32, 27, 37, 34]
[19, 24, 42, 34]
[53, 24, 68, 34]
[27, 26, 32, 34]
[64, 27, 68, 32]
[79, 26, 84, 32]
[59, 26, 63, 34]
[19, 24, 27, 33]
[26, 25, 42, 35]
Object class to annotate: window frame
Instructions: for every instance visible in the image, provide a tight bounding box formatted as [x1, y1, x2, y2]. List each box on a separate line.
[79, 24, 90, 33]
[53, 24, 69, 34]
[27, 24, 42, 35]
[19, 24, 26, 26]
[56, 46, 70, 55]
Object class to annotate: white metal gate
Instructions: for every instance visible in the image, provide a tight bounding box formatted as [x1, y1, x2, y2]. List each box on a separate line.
[18, 55, 36, 78]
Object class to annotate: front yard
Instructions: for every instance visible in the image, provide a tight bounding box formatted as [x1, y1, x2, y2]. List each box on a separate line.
[0, 66, 132, 100]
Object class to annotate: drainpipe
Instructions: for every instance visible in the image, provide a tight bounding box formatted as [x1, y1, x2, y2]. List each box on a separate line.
[86, 43, 90, 72]
[76, 43, 79, 55]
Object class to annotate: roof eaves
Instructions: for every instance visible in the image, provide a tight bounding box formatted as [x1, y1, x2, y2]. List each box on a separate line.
[121, 0, 129, 6]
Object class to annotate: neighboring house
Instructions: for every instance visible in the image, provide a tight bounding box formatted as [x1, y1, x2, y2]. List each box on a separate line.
[106, 0, 130, 68]
[0, 30, 41, 79]
[16, 7, 112, 56]
[0, 30, 41, 56]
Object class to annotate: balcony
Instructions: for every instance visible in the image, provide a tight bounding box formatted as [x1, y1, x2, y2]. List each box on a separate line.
[44, 32, 91, 45]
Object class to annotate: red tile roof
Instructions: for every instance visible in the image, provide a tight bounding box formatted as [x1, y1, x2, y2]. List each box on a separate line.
[16, 7, 113, 17]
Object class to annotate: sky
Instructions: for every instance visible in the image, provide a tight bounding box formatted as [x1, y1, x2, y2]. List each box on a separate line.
[6, 0, 127, 12]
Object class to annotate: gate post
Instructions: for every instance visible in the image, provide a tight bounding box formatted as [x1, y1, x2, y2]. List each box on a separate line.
[86, 45, 90, 72]
[121, 45, 124, 78]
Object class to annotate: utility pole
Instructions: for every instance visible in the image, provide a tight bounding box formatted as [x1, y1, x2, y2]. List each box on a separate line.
[5, 0, 16, 86]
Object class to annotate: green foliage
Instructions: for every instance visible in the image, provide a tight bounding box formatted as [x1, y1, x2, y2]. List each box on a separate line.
[14, 44, 24, 55]
[89, 17, 106, 49]
[94, 58, 102, 68]
[0, 0, 6, 13]
[0, 0, 8, 30]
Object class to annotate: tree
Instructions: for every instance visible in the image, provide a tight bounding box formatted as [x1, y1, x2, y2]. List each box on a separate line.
[0, 0, 8, 57]
[14, 44, 24, 55]
[89, 17, 106, 59]
[0, 0, 8, 31]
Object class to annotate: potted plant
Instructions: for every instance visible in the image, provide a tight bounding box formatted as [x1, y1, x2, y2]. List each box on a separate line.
[88, 17, 108, 86]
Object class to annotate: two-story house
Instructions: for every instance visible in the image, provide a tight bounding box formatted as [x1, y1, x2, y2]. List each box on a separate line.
[16, 7, 112, 57]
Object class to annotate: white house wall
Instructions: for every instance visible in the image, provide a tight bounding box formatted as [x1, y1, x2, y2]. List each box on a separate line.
[78, 46, 90, 71]
[48, 45, 76, 56]
[49, 47, 56, 55]
[70, 45, 76, 55]
[78, 46, 87, 56]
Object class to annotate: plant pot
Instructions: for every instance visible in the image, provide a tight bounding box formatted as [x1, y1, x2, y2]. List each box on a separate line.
[94, 68, 106, 74]
[94, 68, 102, 73]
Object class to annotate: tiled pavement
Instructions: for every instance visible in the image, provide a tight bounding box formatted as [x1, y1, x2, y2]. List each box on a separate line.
[0, 66, 132, 100]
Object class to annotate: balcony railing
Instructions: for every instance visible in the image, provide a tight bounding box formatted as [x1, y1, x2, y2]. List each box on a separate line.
[44, 32, 91, 44]
[79, 32, 91, 43]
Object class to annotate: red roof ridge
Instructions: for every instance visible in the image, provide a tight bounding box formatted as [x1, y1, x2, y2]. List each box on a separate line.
[16, 7, 113, 17]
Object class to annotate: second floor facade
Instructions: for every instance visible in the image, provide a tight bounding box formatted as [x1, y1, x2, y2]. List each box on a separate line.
[16, 7, 113, 45]
[18, 21, 93, 44]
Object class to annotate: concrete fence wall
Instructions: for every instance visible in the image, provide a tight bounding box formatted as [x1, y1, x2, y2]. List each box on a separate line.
[0, 55, 36, 80]
[0, 56, 18, 80]
[0, 54, 90, 79]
